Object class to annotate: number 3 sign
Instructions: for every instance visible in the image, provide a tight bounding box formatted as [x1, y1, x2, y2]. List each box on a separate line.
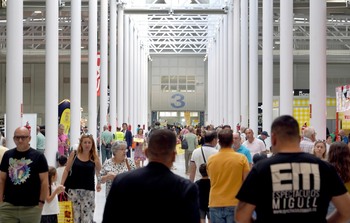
[171, 93, 185, 108]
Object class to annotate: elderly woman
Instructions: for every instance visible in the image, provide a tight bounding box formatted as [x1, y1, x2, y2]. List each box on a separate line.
[100, 141, 138, 196]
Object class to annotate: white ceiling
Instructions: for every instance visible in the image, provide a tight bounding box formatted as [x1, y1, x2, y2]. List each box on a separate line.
[0, 0, 350, 62]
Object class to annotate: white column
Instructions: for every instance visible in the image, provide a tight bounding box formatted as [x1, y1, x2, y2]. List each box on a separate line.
[240, 0, 249, 128]
[100, 0, 108, 133]
[128, 25, 135, 125]
[124, 16, 130, 127]
[310, 0, 327, 140]
[70, 0, 81, 146]
[136, 39, 142, 132]
[207, 45, 214, 124]
[233, 0, 241, 129]
[214, 41, 219, 126]
[279, 0, 294, 115]
[117, 4, 125, 125]
[227, 3, 234, 127]
[110, 0, 117, 132]
[249, 0, 258, 133]
[88, 0, 98, 141]
[219, 23, 224, 125]
[6, 0, 23, 148]
[131, 26, 137, 129]
[223, 16, 228, 124]
[262, 0, 273, 132]
[45, 0, 59, 166]
[141, 48, 149, 130]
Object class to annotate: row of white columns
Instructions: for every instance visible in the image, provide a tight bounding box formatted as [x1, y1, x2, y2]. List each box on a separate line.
[6, 1, 149, 166]
[207, 0, 327, 140]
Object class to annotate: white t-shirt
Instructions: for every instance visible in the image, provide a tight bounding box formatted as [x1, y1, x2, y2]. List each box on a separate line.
[56, 166, 65, 185]
[190, 145, 218, 181]
[42, 183, 60, 215]
[242, 138, 266, 157]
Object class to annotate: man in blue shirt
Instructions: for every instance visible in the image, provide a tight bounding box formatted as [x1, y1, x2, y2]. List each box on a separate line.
[233, 132, 252, 168]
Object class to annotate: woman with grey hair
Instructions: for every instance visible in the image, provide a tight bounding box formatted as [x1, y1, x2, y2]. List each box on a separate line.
[100, 141, 138, 196]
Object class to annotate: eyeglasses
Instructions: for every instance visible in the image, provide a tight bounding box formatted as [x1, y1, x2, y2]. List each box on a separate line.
[14, 135, 30, 140]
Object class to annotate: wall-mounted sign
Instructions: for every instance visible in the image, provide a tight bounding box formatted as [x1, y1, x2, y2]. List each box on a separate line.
[170, 93, 186, 109]
[293, 89, 309, 96]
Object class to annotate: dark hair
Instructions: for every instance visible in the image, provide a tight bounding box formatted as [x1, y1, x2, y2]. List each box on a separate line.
[204, 130, 218, 143]
[271, 115, 300, 142]
[218, 129, 233, 148]
[199, 163, 208, 177]
[58, 155, 68, 166]
[253, 152, 268, 164]
[328, 142, 350, 183]
[222, 125, 232, 130]
[148, 129, 176, 157]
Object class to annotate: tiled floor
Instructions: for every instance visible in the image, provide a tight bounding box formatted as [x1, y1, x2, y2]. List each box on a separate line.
[93, 152, 187, 223]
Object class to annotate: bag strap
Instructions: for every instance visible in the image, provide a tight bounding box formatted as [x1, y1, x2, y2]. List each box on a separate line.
[125, 158, 131, 171]
[69, 151, 77, 176]
[59, 191, 71, 201]
[200, 146, 206, 163]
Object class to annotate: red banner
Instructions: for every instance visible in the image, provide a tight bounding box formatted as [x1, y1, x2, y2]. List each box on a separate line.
[97, 52, 101, 96]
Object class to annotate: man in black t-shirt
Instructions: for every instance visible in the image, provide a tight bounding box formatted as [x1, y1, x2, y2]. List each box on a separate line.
[0, 126, 49, 223]
[235, 115, 350, 223]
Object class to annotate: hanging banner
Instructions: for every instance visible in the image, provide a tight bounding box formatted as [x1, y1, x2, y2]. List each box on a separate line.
[336, 85, 350, 112]
[184, 111, 191, 126]
[97, 52, 101, 96]
[58, 99, 71, 135]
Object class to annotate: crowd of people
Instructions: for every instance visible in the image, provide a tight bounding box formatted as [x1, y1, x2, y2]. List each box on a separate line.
[0, 117, 350, 223]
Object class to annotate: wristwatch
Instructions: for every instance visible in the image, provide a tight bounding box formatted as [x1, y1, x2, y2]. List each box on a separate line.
[39, 200, 45, 204]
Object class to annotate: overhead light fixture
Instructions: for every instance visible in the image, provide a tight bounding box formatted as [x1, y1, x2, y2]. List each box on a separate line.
[34, 11, 42, 14]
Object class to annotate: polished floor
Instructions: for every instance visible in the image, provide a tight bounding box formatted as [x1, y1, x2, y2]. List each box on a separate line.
[93, 152, 187, 223]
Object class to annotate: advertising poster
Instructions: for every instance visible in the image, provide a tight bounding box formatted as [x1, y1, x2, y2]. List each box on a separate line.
[58, 99, 71, 135]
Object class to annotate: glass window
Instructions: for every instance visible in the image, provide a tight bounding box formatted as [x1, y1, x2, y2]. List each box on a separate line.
[190, 112, 198, 116]
[187, 84, 195, 92]
[170, 85, 177, 92]
[170, 75, 177, 84]
[160, 75, 196, 93]
[161, 76, 169, 84]
[161, 84, 168, 92]
[178, 76, 187, 84]
[179, 84, 187, 92]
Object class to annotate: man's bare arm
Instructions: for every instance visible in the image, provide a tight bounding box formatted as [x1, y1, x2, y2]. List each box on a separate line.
[235, 201, 256, 223]
[0, 171, 6, 202]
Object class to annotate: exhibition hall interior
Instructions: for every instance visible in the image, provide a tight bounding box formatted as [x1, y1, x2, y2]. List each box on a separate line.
[1, 0, 350, 222]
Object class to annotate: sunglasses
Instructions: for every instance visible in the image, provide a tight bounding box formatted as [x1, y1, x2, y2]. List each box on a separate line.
[14, 135, 30, 140]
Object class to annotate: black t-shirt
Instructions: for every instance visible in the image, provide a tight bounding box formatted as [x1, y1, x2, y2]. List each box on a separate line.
[195, 178, 210, 211]
[236, 152, 347, 223]
[0, 148, 48, 206]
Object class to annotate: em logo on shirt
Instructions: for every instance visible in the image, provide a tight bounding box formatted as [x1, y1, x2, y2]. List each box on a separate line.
[270, 163, 320, 214]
